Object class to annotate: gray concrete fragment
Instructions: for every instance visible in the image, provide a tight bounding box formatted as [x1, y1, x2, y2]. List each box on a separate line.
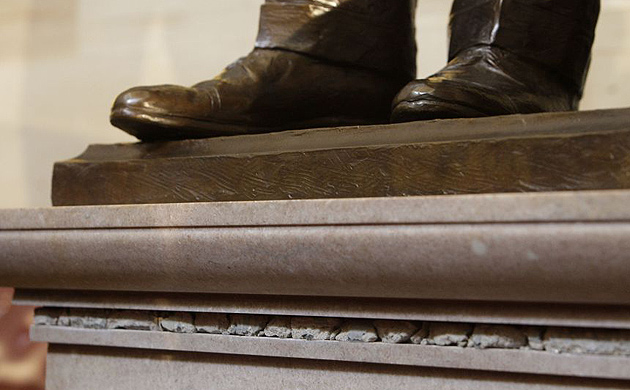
[422, 322, 472, 347]
[227, 315, 269, 336]
[544, 328, 630, 356]
[159, 312, 195, 334]
[264, 317, 292, 338]
[374, 320, 418, 344]
[58, 309, 108, 329]
[195, 313, 230, 334]
[291, 317, 341, 341]
[32, 308, 64, 326]
[410, 323, 430, 344]
[335, 321, 378, 343]
[107, 310, 159, 331]
[524, 327, 545, 351]
[468, 325, 527, 349]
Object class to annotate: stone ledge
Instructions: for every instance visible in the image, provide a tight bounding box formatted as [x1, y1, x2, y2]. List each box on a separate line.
[48, 344, 626, 390]
[3, 190, 630, 230]
[2, 223, 630, 303]
[2, 191, 630, 304]
[31, 324, 630, 380]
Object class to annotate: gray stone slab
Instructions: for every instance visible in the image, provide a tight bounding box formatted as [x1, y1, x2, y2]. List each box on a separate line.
[195, 313, 229, 335]
[468, 325, 528, 349]
[3, 190, 630, 231]
[107, 311, 159, 331]
[544, 328, 630, 356]
[291, 317, 341, 341]
[422, 323, 472, 347]
[264, 317, 292, 338]
[31, 327, 630, 381]
[159, 312, 195, 334]
[374, 320, 418, 344]
[33, 308, 64, 326]
[335, 321, 379, 343]
[60, 309, 108, 330]
[227, 315, 269, 337]
[47, 344, 630, 390]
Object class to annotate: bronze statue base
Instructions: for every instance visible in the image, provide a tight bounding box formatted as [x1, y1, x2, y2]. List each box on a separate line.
[53, 108, 630, 206]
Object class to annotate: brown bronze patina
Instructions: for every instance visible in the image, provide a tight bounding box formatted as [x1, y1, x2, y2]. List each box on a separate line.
[110, 0, 600, 141]
[56, 108, 630, 206]
[392, 0, 601, 122]
[111, 0, 417, 141]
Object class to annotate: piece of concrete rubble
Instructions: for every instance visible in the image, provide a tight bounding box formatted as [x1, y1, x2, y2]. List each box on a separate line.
[107, 310, 159, 331]
[410, 323, 430, 344]
[374, 320, 418, 344]
[227, 315, 269, 336]
[32, 308, 64, 326]
[544, 328, 630, 356]
[468, 325, 527, 349]
[160, 312, 196, 333]
[58, 309, 108, 329]
[335, 320, 379, 343]
[264, 317, 292, 338]
[524, 327, 545, 351]
[195, 313, 230, 334]
[422, 322, 472, 347]
[291, 317, 341, 341]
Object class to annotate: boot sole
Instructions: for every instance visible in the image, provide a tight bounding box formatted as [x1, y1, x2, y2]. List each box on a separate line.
[111, 107, 376, 142]
[391, 98, 490, 123]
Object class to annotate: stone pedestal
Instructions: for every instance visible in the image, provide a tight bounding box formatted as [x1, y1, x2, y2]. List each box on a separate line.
[3, 191, 630, 389]
[4, 109, 630, 388]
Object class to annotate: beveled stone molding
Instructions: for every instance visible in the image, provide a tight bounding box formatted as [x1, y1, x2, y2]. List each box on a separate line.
[32, 326, 630, 380]
[2, 191, 630, 303]
[14, 289, 630, 329]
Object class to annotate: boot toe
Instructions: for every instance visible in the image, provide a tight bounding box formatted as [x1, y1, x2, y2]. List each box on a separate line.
[111, 85, 204, 117]
[391, 79, 489, 122]
[110, 85, 215, 141]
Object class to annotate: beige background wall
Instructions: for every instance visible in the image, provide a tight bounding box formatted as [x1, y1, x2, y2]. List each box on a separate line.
[1, 0, 629, 209]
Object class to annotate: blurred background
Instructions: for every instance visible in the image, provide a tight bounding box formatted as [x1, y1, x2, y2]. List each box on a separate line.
[1, 0, 630, 388]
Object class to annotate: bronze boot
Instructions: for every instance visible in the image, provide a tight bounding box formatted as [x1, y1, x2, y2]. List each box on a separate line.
[392, 0, 600, 122]
[111, 0, 416, 141]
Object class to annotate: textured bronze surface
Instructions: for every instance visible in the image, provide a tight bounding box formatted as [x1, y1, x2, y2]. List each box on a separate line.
[110, 0, 416, 141]
[111, 0, 602, 141]
[53, 108, 630, 206]
[392, 0, 600, 122]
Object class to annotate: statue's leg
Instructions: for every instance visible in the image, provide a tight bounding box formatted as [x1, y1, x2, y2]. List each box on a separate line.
[391, 0, 600, 122]
[111, 0, 417, 141]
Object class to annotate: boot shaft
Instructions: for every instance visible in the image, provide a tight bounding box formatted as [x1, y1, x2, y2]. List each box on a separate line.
[255, 0, 417, 82]
[449, 0, 600, 96]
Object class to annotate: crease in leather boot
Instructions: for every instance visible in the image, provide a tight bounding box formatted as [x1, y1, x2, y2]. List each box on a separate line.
[391, 0, 600, 123]
[111, 0, 417, 141]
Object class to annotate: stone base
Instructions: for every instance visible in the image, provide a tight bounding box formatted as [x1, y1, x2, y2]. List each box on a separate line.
[28, 304, 630, 383]
[47, 345, 630, 390]
[25, 298, 630, 389]
[3, 190, 630, 387]
[4, 191, 630, 303]
[52, 108, 630, 205]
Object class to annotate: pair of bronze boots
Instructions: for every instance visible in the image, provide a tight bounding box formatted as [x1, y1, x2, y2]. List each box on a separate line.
[111, 0, 601, 142]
